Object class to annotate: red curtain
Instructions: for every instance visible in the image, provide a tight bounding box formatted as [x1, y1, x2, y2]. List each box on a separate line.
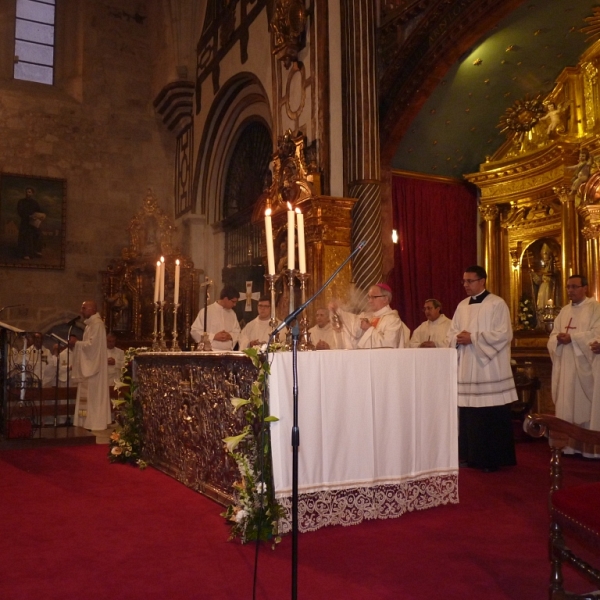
[390, 176, 478, 332]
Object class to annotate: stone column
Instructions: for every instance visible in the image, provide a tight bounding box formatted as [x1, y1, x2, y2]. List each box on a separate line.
[479, 205, 499, 294]
[341, 0, 382, 289]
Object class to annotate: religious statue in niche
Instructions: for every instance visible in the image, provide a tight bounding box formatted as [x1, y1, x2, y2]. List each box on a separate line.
[522, 239, 561, 323]
[106, 285, 131, 332]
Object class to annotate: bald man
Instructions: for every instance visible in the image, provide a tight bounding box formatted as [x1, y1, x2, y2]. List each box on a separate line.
[72, 301, 111, 430]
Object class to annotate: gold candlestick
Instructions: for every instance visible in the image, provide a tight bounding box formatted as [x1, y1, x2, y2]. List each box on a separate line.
[296, 272, 314, 351]
[152, 301, 160, 351]
[170, 303, 180, 352]
[158, 301, 168, 351]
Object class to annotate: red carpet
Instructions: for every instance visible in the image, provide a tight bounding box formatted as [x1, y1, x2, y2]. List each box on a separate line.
[0, 439, 598, 599]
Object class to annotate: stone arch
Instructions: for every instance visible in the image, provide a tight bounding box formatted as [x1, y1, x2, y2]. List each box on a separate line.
[192, 73, 272, 224]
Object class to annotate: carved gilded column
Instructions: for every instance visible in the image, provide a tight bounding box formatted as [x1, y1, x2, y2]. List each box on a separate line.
[555, 186, 580, 305]
[479, 205, 499, 294]
[579, 204, 600, 300]
[509, 248, 521, 327]
[341, 0, 382, 289]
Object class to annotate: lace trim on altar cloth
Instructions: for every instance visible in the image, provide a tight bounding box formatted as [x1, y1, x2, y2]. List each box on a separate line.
[276, 473, 459, 533]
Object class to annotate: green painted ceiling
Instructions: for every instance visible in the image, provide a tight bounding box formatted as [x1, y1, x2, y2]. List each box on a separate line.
[392, 0, 596, 179]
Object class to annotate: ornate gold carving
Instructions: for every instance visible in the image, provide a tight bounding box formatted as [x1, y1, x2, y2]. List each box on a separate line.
[135, 353, 258, 506]
[480, 166, 565, 199]
[479, 205, 499, 221]
[497, 94, 545, 150]
[583, 62, 598, 131]
[123, 189, 175, 260]
[271, 0, 306, 69]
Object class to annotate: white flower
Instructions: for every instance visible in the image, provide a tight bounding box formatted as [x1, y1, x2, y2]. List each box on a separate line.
[235, 509, 248, 523]
[255, 481, 267, 494]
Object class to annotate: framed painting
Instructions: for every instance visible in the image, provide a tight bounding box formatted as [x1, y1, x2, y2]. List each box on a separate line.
[0, 173, 66, 269]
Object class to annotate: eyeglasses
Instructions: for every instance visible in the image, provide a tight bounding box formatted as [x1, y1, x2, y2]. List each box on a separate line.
[367, 295, 384, 299]
[257, 304, 271, 308]
[566, 285, 584, 290]
[461, 278, 482, 285]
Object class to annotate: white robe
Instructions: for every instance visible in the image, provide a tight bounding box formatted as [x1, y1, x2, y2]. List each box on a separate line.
[409, 314, 451, 348]
[72, 313, 111, 430]
[238, 317, 283, 349]
[107, 346, 125, 387]
[308, 322, 342, 349]
[448, 293, 517, 407]
[337, 305, 405, 349]
[44, 348, 77, 387]
[190, 302, 241, 350]
[548, 297, 600, 428]
[22, 346, 53, 387]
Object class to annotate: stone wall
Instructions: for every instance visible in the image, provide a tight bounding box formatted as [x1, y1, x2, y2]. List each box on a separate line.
[0, 0, 176, 333]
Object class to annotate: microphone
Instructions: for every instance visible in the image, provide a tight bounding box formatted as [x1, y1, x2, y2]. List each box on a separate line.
[271, 240, 367, 337]
[65, 316, 80, 327]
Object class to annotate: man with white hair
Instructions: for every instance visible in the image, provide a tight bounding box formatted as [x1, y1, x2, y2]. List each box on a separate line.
[308, 307, 340, 350]
[409, 299, 451, 348]
[330, 283, 407, 349]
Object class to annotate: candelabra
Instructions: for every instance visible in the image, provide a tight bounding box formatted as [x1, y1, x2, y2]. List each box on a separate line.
[158, 301, 168, 351]
[296, 272, 314, 351]
[170, 303, 180, 352]
[265, 272, 282, 333]
[152, 301, 160, 350]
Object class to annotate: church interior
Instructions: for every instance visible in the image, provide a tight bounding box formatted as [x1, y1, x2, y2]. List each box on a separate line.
[2, 0, 600, 598]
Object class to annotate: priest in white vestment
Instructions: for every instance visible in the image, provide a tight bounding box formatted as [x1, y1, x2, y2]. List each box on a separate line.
[448, 266, 517, 472]
[44, 334, 79, 387]
[331, 283, 406, 349]
[238, 296, 284, 349]
[72, 301, 112, 431]
[190, 285, 241, 351]
[549, 274, 600, 456]
[409, 299, 451, 348]
[308, 308, 342, 349]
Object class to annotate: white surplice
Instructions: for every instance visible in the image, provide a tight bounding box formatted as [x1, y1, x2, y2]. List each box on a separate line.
[72, 313, 111, 430]
[238, 316, 284, 350]
[308, 322, 342, 349]
[190, 302, 241, 350]
[548, 297, 600, 428]
[337, 305, 405, 349]
[447, 294, 517, 407]
[409, 314, 451, 348]
[106, 346, 125, 387]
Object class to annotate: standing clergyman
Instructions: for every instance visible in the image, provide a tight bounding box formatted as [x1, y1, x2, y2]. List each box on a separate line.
[409, 299, 451, 348]
[447, 266, 517, 472]
[72, 301, 112, 431]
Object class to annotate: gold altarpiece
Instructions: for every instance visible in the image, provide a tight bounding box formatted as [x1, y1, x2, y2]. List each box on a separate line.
[465, 39, 600, 413]
[251, 131, 356, 321]
[100, 190, 203, 348]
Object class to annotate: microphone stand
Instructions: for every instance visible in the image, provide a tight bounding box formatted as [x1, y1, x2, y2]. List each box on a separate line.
[268, 240, 366, 600]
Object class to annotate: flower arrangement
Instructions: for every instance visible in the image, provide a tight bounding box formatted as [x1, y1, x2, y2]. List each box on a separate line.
[221, 347, 284, 544]
[108, 347, 148, 469]
[518, 298, 536, 330]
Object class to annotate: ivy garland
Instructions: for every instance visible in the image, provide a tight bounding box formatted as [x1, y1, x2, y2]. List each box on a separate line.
[222, 347, 284, 545]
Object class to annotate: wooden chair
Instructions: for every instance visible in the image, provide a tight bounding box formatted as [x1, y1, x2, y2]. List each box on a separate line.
[525, 414, 600, 599]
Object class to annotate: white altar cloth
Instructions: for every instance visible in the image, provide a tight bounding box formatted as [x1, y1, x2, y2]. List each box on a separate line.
[268, 348, 459, 531]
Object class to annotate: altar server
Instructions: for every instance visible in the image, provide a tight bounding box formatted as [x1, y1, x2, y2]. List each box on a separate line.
[409, 299, 451, 348]
[238, 296, 283, 349]
[191, 285, 241, 351]
[72, 301, 112, 431]
[549, 274, 600, 456]
[448, 266, 517, 472]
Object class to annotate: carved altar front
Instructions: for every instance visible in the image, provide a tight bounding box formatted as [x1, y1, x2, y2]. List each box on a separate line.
[100, 190, 203, 348]
[465, 39, 600, 414]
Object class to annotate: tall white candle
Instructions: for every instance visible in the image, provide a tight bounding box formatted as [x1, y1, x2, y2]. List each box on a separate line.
[174, 259, 181, 305]
[295, 207, 306, 273]
[154, 260, 161, 303]
[264, 209, 276, 275]
[287, 203, 295, 271]
[160, 256, 165, 302]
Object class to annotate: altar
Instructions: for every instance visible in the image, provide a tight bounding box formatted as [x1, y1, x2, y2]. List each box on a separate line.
[134, 348, 459, 533]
